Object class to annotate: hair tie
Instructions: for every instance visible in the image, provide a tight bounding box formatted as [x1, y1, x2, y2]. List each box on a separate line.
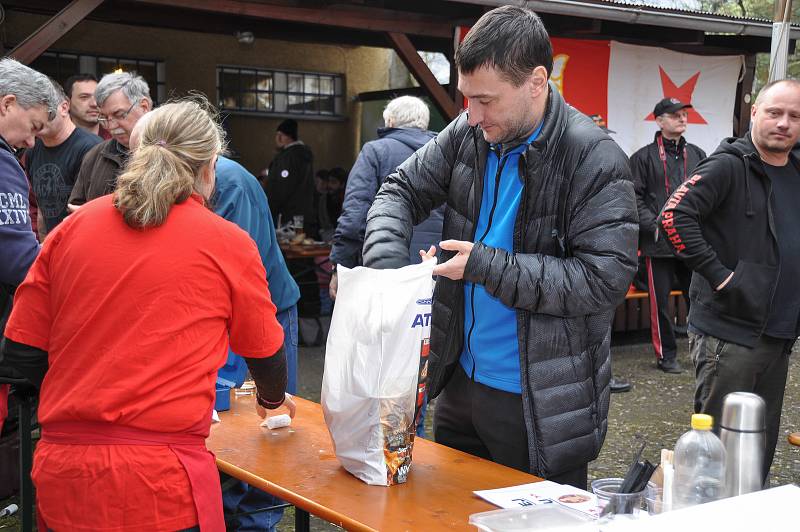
[156, 140, 167, 147]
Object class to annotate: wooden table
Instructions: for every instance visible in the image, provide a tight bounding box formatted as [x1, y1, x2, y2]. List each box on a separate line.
[207, 394, 543, 531]
[279, 242, 332, 260]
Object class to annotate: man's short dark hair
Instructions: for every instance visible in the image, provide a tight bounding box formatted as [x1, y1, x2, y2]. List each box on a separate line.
[64, 73, 98, 99]
[49, 78, 68, 103]
[455, 5, 553, 86]
[755, 78, 800, 104]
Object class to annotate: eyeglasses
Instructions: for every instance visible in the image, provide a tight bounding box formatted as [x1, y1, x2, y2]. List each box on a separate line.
[98, 102, 136, 125]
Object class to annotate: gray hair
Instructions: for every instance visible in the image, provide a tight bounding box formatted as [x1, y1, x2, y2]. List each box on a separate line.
[95, 71, 152, 107]
[0, 58, 60, 120]
[383, 96, 430, 130]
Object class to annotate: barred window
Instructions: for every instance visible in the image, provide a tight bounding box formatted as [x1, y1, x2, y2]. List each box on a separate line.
[217, 66, 344, 118]
[31, 51, 166, 104]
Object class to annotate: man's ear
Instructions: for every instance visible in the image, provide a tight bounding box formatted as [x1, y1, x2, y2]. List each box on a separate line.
[529, 66, 549, 98]
[0, 94, 16, 117]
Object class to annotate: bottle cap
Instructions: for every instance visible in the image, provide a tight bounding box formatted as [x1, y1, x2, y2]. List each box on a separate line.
[691, 413, 713, 430]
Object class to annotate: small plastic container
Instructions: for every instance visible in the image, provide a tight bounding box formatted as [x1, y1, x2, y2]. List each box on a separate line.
[644, 482, 663, 515]
[469, 505, 592, 531]
[591, 478, 646, 518]
[215, 378, 235, 412]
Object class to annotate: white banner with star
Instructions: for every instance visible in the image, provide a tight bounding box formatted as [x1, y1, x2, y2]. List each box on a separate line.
[606, 41, 744, 156]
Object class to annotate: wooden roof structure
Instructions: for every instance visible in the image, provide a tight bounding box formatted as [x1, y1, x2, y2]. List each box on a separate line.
[3, 0, 786, 127]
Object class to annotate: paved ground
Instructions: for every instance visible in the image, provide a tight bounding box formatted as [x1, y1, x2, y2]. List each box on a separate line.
[2, 317, 797, 531]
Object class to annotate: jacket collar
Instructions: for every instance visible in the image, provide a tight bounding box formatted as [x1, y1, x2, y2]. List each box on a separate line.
[654, 131, 685, 154]
[101, 139, 128, 165]
[529, 81, 567, 158]
[0, 135, 15, 156]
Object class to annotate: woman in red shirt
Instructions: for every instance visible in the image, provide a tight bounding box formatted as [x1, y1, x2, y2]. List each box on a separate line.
[1, 98, 292, 532]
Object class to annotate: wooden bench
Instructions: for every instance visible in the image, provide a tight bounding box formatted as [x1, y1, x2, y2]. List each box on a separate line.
[625, 289, 684, 300]
[614, 288, 687, 333]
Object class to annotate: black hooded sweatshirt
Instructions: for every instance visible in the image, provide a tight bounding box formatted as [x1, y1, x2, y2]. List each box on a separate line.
[658, 133, 800, 347]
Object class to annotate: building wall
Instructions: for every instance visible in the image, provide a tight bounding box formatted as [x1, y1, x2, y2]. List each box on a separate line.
[5, 12, 392, 175]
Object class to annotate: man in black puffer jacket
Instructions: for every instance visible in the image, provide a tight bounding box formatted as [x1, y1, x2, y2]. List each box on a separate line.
[362, 6, 638, 489]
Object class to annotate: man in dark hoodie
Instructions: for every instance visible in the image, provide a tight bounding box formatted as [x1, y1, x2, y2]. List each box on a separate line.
[329, 95, 442, 290]
[631, 97, 706, 374]
[660, 79, 800, 483]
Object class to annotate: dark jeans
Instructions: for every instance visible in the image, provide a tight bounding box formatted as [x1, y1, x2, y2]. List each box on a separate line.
[433, 364, 588, 490]
[645, 257, 691, 361]
[689, 331, 793, 482]
[221, 472, 285, 532]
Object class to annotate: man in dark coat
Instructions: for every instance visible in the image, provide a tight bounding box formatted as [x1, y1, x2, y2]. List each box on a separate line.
[631, 97, 706, 374]
[263, 119, 320, 318]
[263, 119, 316, 236]
[362, 6, 638, 489]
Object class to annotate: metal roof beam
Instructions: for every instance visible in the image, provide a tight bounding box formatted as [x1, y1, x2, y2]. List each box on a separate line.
[448, 0, 800, 39]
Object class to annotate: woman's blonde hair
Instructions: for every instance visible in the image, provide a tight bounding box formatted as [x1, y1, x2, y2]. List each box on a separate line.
[114, 97, 225, 228]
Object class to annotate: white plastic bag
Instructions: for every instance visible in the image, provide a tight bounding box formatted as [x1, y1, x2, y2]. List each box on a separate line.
[321, 260, 435, 486]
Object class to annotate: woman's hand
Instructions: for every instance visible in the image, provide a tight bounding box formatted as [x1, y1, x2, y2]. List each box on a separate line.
[255, 392, 297, 419]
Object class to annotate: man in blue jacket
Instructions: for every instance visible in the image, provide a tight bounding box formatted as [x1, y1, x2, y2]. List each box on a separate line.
[214, 156, 301, 532]
[1, 59, 59, 325]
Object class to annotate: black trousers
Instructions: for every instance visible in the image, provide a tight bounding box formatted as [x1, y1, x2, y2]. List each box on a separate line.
[645, 257, 691, 361]
[433, 365, 588, 490]
[689, 332, 793, 483]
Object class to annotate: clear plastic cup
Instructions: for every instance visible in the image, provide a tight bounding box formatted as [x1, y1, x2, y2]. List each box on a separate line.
[591, 478, 646, 519]
[644, 481, 664, 515]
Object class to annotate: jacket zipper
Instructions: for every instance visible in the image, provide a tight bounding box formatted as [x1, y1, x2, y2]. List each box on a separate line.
[466, 147, 509, 380]
[753, 153, 782, 336]
[515, 148, 543, 476]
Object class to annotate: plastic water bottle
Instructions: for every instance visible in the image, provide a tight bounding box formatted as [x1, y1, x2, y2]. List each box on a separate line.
[672, 413, 726, 509]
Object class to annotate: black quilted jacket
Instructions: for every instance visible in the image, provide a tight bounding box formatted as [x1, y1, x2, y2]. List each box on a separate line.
[362, 84, 638, 477]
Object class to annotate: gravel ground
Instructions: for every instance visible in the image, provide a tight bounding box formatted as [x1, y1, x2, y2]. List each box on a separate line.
[2, 318, 797, 531]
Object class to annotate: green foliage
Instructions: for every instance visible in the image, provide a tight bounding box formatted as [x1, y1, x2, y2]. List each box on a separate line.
[697, 0, 800, 92]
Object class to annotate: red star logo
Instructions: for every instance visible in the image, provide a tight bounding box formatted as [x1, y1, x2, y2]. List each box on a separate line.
[644, 67, 707, 124]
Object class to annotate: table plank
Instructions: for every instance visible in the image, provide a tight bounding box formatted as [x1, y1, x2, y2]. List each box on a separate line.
[279, 243, 332, 259]
[207, 394, 542, 531]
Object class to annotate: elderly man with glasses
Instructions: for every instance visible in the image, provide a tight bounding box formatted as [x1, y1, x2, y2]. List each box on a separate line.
[631, 97, 706, 374]
[67, 72, 151, 209]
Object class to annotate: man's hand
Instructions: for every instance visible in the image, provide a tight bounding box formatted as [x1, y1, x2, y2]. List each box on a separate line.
[433, 240, 474, 280]
[419, 245, 437, 262]
[716, 271, 734, 291]
[66, 203, 81, 214]
[329, 271, 338, 300]
[255, 393, 297, 419]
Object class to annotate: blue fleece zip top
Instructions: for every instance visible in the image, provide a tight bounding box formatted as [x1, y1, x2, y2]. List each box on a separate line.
[213, 156, 299, 386]
[0, 142, 40, 287]
[460, 124, 543, 394]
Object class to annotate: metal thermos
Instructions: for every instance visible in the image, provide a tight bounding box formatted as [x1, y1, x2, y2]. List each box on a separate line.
[719, 392, 766, 497]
